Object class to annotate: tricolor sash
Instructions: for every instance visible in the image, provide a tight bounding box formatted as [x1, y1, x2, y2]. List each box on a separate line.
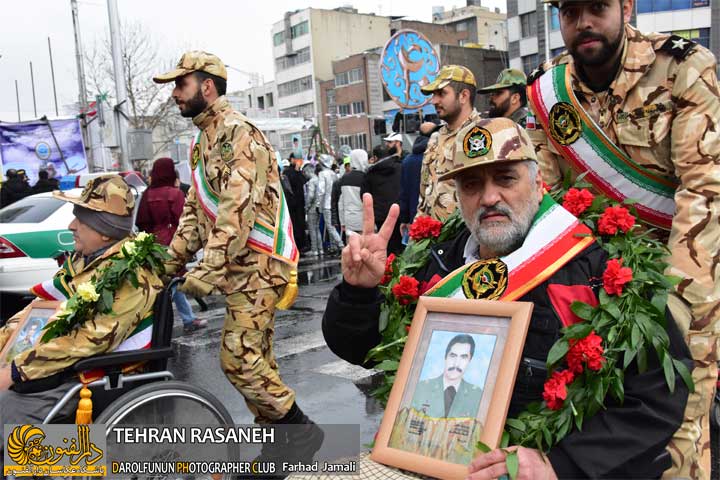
[528, 64, 677, 230]
[189, 131, 299, 267]
[424, 195, 594, 301]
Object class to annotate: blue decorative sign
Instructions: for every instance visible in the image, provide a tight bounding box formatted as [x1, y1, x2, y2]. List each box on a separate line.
[380, 30, 440, 109]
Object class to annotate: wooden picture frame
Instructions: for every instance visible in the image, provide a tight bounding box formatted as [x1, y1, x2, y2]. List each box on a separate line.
[0, 300, 61, 367]
[371, 296, 533, 480]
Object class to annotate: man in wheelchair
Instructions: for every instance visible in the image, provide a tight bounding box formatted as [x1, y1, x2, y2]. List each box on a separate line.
[0, 176, 163, 437]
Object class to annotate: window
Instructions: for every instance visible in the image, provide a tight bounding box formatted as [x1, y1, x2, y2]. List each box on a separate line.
[338, 104, 351, 116]
[352, 101, 365, 114]
[335, 68, 363, 87]
[326, 89, 336, 106]
[456, 21, 468, 32]
[291, 21, 309, 39]
[281, 103, 314, 118]
[248, 95, 252, 108]
[520, 11, 537, 38]
[338, 133, 367, 150]
[266, 93, 274, 108]
[278, 75, 313, 97]
[0, 197, 65, 223]
[549, 7, 560, 31]
[522, 54, 539, 75]
[339, 134, 351, 147]
[637, 0, 707, 11]
[257, 96, 265, 110]
[273, 31, 284, 46]
[275, 47, 311, 71]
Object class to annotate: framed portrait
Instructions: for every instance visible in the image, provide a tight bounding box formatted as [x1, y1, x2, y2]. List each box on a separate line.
[371, 297, 533, 480]
[0, 300, 60, 367]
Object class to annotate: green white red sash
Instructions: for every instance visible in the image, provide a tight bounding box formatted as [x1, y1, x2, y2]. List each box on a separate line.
[424, 194, 594, 301]
[189, 131, 299, 267]
[30, 255, 152, 351]
[528, 64, 677, 230]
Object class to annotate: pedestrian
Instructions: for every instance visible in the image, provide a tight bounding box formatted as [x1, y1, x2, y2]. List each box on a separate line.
[285, 154, 308, 253]
[416, 65, 481, 222]
[31, 169, 60, 194]
[477, 68, 528, 126]
[525, 1, 720, 476]
[398, 122, 435, 239]
[336, 149, 368, 237]
[368, 144, 384, 166]
[382, 132, 406, 161]
[317, 154, 344, 254]
[153, 51, 322, 462]
[136, 157, 207, 334]
[302, 162, 322, 257]
[362, 142, 403, 255]
[1, 169, 32, 207]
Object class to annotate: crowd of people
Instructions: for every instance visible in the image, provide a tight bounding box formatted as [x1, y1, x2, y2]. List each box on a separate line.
[0, 164, 60, 207]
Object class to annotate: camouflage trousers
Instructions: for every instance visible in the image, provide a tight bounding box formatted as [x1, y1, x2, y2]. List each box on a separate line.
[665, 331, 718, 480]
[220, 286, 295, 424]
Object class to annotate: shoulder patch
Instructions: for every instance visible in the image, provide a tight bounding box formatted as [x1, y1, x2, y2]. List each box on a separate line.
[527, 64, 545, 85]
[659, 35, 696, 60]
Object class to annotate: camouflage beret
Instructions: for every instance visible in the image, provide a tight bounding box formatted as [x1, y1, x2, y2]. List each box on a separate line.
[153, 50, 228, 84]
[421, 65, 477, 94]
[53, 175, 135, 216]
[477, 68, 527, 93]
[439, 117, 537, 181]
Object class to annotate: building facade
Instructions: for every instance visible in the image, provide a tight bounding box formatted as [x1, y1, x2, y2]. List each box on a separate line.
[432, 1, 508, 50]
[271, 7, 390, 158]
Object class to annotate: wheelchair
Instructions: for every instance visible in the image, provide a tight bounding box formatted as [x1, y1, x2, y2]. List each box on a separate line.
[39, 278, 236, 478]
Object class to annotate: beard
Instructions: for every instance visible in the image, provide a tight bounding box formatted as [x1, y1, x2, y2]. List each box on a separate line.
[178, 88, 208, 118]
[488, 96, 511, 118]
[461, 197, 539, 258]
[437, 98, 462, 124]
[569, 26, 624, 67]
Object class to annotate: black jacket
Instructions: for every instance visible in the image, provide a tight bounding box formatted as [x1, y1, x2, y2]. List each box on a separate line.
[322, 228, 691, 478]
[1, 177, 32, 207]
[361, 154, 402, 224]
[398, 135, 428, 224]
[32, 178, 60, 194]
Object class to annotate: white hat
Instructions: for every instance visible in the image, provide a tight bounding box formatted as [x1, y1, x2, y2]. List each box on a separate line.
[383, 133, 403, 143]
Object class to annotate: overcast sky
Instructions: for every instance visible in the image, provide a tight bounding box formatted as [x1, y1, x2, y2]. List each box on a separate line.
[0, 0, 506, 122]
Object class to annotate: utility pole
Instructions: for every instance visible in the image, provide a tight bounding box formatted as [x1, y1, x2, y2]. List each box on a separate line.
[30, 62, 37, 118]
[48, 37, 59, 117]
[107, 0, 130, 171]
[15, 80, 21, 122]
[71, 0, 95, 171]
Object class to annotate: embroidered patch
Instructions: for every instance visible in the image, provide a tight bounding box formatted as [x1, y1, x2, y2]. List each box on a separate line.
[549, 102, 582, 145]
[615, 101, 674, 124]
[462, 259, 508, 300]
[462, 126, 492, 158]
[191, 143, 201, 170]
[220, 142, 234, 162]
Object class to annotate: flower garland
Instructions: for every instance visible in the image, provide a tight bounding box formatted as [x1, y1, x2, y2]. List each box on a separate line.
[367, 182, 694, 477]
[40, 232, 170, 342]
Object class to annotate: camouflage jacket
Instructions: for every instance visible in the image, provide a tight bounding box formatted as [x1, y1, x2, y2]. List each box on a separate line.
[510, 105, 528, 128]
[416, 109, 483, 222]
[527, 25, 720, 332]
[168, 96, 290, 294]
[0, 237, 162, 382]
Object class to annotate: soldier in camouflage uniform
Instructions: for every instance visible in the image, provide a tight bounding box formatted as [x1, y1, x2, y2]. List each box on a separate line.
[0, 175, 162, 433]
[153, 52, 323, 460]
[414, 65, 483, 223]
[477, 68, 529, 127]
[525, 1, 720, 477]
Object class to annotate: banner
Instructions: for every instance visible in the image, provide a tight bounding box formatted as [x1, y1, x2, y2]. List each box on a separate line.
[0, 118, 88, 186]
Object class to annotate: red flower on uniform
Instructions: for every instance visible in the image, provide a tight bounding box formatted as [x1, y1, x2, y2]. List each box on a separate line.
[597, 205, 635, 235]
[562, 188, 595, 217]
[567, 331, 605, 373]
[392, 276, 420, 305]
[603, 258, 633, 296]
[409, 216, 442, 241]
[543, 369, 575, 410]
[380, 254, 396, 285]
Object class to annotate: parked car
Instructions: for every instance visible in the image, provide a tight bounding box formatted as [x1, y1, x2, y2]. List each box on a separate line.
[0, 172, 145, 296]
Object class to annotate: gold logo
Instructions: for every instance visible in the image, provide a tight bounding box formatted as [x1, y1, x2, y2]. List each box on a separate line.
[462, 259, 508, 300]
[191, 143, 201, 170]
[463, 126, 492, 159]
[220, 142, 234, 162]
[549, 102, 582, 146]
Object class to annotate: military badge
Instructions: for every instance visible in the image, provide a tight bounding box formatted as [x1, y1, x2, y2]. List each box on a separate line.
[462, 259, 508, 300]
[462, 126, 492, 159]
[549, 102, 582, 145]
[191, 144, 201, 170]
[220, 142, 234, 162]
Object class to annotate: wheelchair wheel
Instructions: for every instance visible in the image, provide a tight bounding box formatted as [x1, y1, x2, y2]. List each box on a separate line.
[95, 380, 238, 480]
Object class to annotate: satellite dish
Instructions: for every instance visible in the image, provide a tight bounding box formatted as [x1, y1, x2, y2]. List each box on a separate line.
[380, 30, 440, 110]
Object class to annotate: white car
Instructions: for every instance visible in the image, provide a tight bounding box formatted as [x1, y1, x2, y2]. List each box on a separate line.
[0, 172, 145, 296]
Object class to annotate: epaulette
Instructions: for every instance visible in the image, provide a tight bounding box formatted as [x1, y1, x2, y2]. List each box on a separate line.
[658, 35, 696, 60]
[527, 64, 545, 85]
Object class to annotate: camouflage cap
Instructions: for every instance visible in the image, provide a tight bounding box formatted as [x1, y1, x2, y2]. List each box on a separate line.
[53, 175, 135, 216]
[439, 117, 537, 181]
[420, 65, 476, 94]
[153, 50, 228, 84]
[477, 68, 527, 93]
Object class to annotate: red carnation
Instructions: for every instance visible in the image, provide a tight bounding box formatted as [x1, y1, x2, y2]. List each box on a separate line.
[567, 331, 605, 374]
[392, 276, 420, 305]
[603, 258, 633, 296]
[419, 274, 443, 295]
[380, 254, 396, 285]
[562, 188, 594, 217]
[597, 205, 635, 235]
[543, 369, 575, 410]
[409, 216, 442, 241]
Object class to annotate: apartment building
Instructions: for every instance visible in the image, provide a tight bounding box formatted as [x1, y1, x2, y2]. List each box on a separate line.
[432, 0, 508, 50]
